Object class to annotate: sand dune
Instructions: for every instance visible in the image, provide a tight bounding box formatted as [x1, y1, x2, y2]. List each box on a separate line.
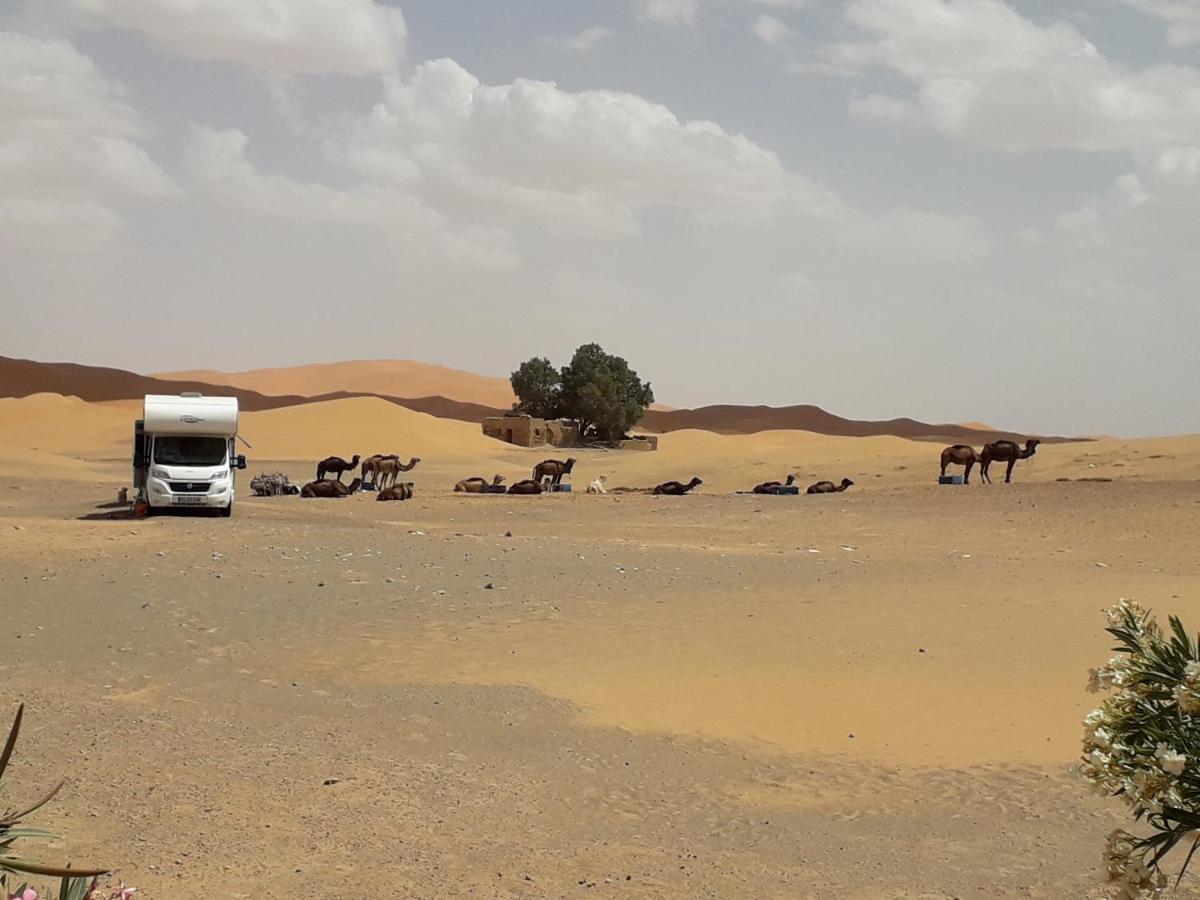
[156, 359, 518, 409]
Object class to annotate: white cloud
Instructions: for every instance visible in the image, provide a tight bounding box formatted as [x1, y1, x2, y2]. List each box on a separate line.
[834, 0, 1200, 152]
[636, 0, 699, 27]
[546, 25, 614, 53]
[184, 126, 516, 269]
[70, 0, 407, 74]
[1120, 0, 1200, 47]
[323, 58, 839, 236]
[0, 30, 179, 250]
[753, 13, 795, 46]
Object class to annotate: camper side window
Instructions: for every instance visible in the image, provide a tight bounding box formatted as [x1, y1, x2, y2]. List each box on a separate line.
[153, 436, 227, 466]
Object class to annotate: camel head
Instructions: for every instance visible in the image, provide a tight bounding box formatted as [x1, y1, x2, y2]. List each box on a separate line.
[348, 477, 363, 494]
[563, 457, 577, 471]
[492, 474, 505, 485]
[841, 478, 855, 488]
[349, 455, 361, 466]
[1026, 439, 1041, 450]
[688, 477, 703, 489]
[785, 474, 796, 485]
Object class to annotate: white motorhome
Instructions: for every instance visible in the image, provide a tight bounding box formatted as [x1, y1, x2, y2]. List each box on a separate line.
[133, 393, 246, 516]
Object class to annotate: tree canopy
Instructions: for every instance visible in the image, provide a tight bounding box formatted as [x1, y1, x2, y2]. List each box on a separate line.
[510, 344, 654, 440]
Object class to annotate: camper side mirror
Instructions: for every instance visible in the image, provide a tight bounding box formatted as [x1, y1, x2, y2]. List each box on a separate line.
[236, 454, 247, 470]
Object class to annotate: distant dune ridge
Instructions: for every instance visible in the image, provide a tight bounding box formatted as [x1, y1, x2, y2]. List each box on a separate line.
[3, 354, 1054, 442]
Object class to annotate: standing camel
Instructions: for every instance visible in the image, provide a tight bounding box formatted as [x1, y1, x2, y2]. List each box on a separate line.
[532, 458, 576, 489]
[979, 439, 1040, 484]
[375, 457, 421, 490]
[939, 445, 979, 484]
[316, 455, 360, 482]
[807, 478, 854, 494]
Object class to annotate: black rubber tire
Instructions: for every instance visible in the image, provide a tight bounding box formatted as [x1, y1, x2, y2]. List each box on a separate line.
[219, 503, 232, 518]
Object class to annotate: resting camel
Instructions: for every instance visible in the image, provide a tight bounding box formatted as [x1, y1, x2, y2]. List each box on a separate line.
[375, 457, 421, 490]
[301, 477, 362, 498]
[316, 455, 360, 482]
[979, 439, 1040, 484]
[532, 458, 576, 488]
[939, 445, 979, 484]
[377, 482, 414, 501]
[753, 474, 797, 495]
[653, 477, 703, 496]
[455, 475, 506, 493]
[507, 479, 544, 495]
[807, 478, 854, 494]
[586, 476, 608, 494]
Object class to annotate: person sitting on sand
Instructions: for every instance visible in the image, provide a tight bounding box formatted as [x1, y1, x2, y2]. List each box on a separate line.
[586, 476, 608, 494]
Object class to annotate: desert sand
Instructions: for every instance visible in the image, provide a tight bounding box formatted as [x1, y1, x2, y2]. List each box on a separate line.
[3, 392, 1200, 897]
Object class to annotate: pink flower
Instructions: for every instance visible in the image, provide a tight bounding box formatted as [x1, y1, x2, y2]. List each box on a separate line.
[109, 886, 137, 900]
[9, 888, 38, 900]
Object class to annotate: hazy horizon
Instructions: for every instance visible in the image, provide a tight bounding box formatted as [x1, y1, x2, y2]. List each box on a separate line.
[3, 0, 1198, 437]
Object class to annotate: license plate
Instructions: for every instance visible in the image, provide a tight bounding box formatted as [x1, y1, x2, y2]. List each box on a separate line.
[172, 495, 205, 506]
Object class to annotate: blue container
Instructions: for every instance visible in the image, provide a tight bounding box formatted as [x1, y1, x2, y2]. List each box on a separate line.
[553, 483, 573, 493]
[939, 475, 963, 485]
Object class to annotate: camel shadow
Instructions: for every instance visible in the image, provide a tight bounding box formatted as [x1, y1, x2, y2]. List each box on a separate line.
[78, 507, 136, 521]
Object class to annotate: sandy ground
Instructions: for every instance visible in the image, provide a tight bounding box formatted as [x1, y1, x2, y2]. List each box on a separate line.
[2, 395, 1200, 898]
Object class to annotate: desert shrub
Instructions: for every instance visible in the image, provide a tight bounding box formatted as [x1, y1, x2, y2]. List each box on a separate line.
[1082, 599, 1200, 898]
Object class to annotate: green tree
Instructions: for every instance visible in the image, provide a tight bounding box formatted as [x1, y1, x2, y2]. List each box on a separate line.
[560, 343, 654, 440]
[509, 356, 562, 419]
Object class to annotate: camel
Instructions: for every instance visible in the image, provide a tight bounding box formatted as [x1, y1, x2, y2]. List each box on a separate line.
[316, 455, 360, 482]
[455, 475, 505, 494]
[939, 445, 979, 484]
[360, 454, 391, 484]
[586, 476, 608, 495]
[753, 474, 797, 495]
[979, 439, 1041, 484]
[807, 478, 854, 494]
[532, 457, 576, 489]
[653, 477, 703, 496]
[507, 479, 544, 495]
[301, 477, 362, 498]
[377, 482, 414, 501]
[374, 457, 421, 490]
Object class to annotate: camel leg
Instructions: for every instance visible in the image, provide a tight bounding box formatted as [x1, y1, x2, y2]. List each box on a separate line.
[980, 460, 990, 484]
[1005, 459, 1016, 484]
[964, 460, 974, 484]
[940, 461, 947, 478]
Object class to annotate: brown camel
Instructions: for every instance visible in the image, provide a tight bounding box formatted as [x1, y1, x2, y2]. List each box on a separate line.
[653, 477, 703, 496]
[455, 475, 505, 493]
[939, 445, 979, 483]
[361, 454, 391, 484]
[753, 474, 796, 494]
[377, 482, 414, 501]
[532, 457, 576, 488]
[375, 457, 421, 490]
[807, 478, 854, 494]
[316, 455, 360, 482]
[980, 439, 1040, 484]
[507, 479, 544, 495]
[301, 477, 362, 498]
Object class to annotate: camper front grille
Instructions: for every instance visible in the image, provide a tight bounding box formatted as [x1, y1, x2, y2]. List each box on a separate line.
[168, 482, 211, 493]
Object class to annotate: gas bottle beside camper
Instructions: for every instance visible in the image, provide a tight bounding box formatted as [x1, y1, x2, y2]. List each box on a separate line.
[133, 393, 246, 516]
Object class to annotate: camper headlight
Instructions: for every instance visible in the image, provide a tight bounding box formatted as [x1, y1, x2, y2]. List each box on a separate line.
[152, 467, 169, 479]
[210, 470, 228, 481]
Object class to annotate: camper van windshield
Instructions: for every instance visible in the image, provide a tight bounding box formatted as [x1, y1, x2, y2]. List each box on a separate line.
[153, 436, 226, 467]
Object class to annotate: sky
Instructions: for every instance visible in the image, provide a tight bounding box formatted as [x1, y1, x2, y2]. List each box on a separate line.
[2, 0, 1198, 436]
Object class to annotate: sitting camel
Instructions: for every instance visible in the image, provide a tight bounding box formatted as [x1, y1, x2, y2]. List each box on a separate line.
[753, 474, 797, 495]
[532, 457, 576, 489]
[807, 478, 854, 494]
[455, 475, 505, 493]
[980, 439, 1040, 484]
[316, 455, 360, 482]
[939, 445, 979, 484]
[653, 477, 703, 496]
[301, 477, 362, 498]
[377, 482, 414, 501]
[586, 475, 608, 494]
[507, 479, 544, 495]
[375, 457, 421, 490]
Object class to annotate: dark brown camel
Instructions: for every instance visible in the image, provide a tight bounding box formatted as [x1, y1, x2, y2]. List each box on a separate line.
[807, 478, 854, 494]
[507, 479, 544, 495]
[939, 445, 979, 483]
[653, 477, 703, 496]
[980, 439, 1040, 484]
[753, 474, 796, 494]
[375, 457, 421, 489]
[455, 475, 505, 493]
[316, 455, 360, 482]
[377, 482, 414, 501]
[532, 457, 576, 488]
[301, 477, 362, 498]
